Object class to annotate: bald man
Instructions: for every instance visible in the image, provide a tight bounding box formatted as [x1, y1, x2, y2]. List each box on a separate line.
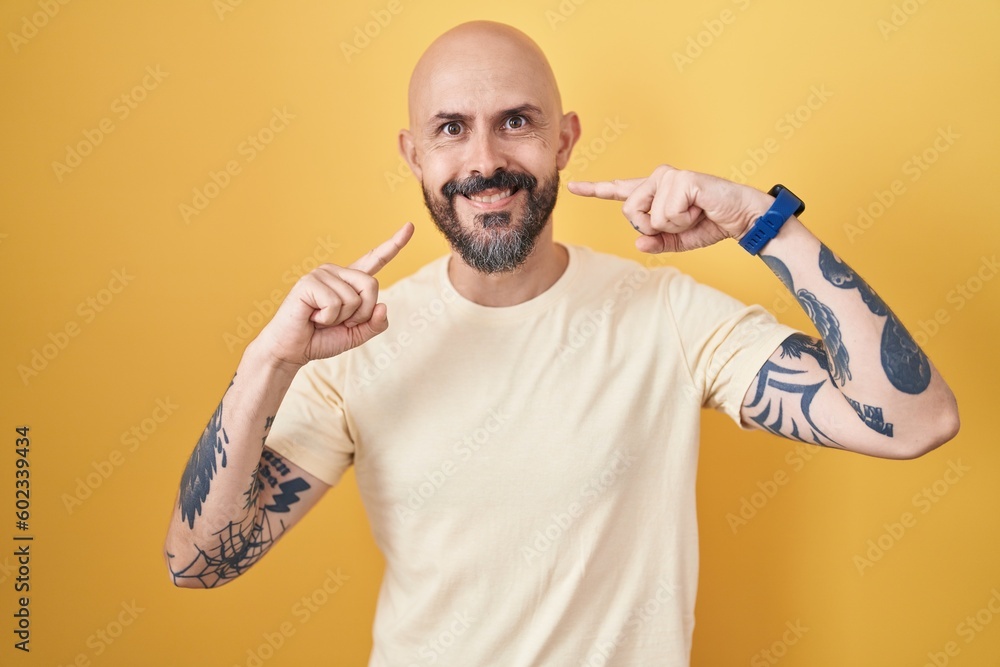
[164, 21, 958, 666]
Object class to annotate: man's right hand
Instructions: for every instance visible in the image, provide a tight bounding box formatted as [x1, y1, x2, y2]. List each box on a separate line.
[257, 222, 414, 368]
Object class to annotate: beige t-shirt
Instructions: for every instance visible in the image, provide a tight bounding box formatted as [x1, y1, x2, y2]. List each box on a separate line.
[267, 244, 795, 666]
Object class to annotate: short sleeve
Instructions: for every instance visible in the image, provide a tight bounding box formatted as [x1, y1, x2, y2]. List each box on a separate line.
[265, 358, 355, 487]
[664, 271, 798, 425]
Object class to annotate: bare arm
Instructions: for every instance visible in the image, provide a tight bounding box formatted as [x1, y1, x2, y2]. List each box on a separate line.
[568, 167, 958, 458]
[164, 223, 414, 587]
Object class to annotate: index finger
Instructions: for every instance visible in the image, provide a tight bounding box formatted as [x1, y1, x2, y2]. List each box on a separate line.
[567, 178, 645, 201]
[348, 222, 415, 276]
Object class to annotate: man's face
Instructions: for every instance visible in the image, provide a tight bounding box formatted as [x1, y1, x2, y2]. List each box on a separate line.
[401, 29, 577, 274]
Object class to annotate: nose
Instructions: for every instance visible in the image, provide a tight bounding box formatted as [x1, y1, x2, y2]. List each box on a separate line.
[464, 130, 508, 177]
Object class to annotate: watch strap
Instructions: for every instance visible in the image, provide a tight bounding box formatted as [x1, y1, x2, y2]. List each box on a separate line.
[738, 184, 804, 255]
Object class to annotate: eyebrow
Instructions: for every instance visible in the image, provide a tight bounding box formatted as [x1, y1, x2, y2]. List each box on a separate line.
[426, 104, 546, 130]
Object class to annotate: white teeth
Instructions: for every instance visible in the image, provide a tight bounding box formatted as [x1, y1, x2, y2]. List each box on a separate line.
[469, 189, 512, 203]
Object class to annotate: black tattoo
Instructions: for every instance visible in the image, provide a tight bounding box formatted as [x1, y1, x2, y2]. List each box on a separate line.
[170, 449, 310, 588]
[262, 415, 276, 447]
[744, 361, 844, 448]
[818, 244, 931, 394]
[818, 245, 888, 314]
[761, 254, 795, 293]
[846, 397, 894, 437]
[794, 291, 851, 386]
[880, 315, 932, 394]
[179, 397, 230, 529]
[782, 334, 895, 438]
[762, 255, 851, 386]
[168, 510, 283, 588]
[244, 466, 263, 510]
[780, 333, 829, 370]
[265, 478, 311, 513]
[261, 448, 290, 476]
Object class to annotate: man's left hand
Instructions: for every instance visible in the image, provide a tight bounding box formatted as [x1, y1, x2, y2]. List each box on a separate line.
[568, 165, 772, 254]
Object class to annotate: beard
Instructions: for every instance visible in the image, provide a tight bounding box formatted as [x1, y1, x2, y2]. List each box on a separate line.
[421, 168, 559, 274]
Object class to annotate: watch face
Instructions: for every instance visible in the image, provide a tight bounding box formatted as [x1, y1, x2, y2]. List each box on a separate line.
[768, 184, 805, 217]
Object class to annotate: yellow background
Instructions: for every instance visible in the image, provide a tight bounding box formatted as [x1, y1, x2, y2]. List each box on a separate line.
[2, 0, 998, 665]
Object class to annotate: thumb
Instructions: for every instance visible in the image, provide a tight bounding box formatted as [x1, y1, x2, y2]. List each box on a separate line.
[345, 303, 390, 349]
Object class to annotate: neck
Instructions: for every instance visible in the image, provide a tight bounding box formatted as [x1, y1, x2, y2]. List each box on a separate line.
[447, 223, 568, 307]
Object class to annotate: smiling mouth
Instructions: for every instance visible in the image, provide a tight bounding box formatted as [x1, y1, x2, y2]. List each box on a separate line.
[465, 188, 516, 204]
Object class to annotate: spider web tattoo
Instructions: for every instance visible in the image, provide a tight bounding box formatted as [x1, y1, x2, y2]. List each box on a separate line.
[168, 508, 284, 588]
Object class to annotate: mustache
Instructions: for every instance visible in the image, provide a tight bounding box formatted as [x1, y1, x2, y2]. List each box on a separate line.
[441, 170, 537, 200]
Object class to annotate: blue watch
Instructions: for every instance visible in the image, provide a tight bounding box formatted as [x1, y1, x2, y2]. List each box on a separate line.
[738, 184, 805, 255]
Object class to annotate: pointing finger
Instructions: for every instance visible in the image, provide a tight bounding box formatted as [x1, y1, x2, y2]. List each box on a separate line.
[348, 222, 415, 276]
[567, 178, 644, 201]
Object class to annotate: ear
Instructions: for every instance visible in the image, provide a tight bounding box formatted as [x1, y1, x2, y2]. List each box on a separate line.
[398, 129, 423, 181]
[555, 112, 582, 171]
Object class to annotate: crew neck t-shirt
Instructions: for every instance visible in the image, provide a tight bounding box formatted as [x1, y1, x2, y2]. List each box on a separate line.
[266, 244, 795, 666]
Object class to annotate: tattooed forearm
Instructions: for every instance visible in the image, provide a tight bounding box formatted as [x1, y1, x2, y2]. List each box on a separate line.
[744, 361, 844, 448]
[762, 256, 852, 386]
[818, 244, 931, 394]
[170, 447, 311, 588]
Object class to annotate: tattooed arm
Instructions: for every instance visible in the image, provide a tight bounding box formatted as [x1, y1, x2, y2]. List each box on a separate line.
[163, 353, 328, 588]
[568, 167, 959, 458]
[164, 223, 414, 587]
[742, 219, 958, 457]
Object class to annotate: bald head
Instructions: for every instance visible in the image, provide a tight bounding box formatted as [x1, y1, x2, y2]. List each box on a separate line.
[406, 21, 563, 129]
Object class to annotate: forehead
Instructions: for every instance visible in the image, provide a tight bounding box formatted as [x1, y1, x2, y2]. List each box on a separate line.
[418, 62, 549, 118]
[409, 31, 559, 125]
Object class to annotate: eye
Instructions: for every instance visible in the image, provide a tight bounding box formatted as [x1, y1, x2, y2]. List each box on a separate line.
[504, 115, 527, 130]
[443, 122, 463, 136]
